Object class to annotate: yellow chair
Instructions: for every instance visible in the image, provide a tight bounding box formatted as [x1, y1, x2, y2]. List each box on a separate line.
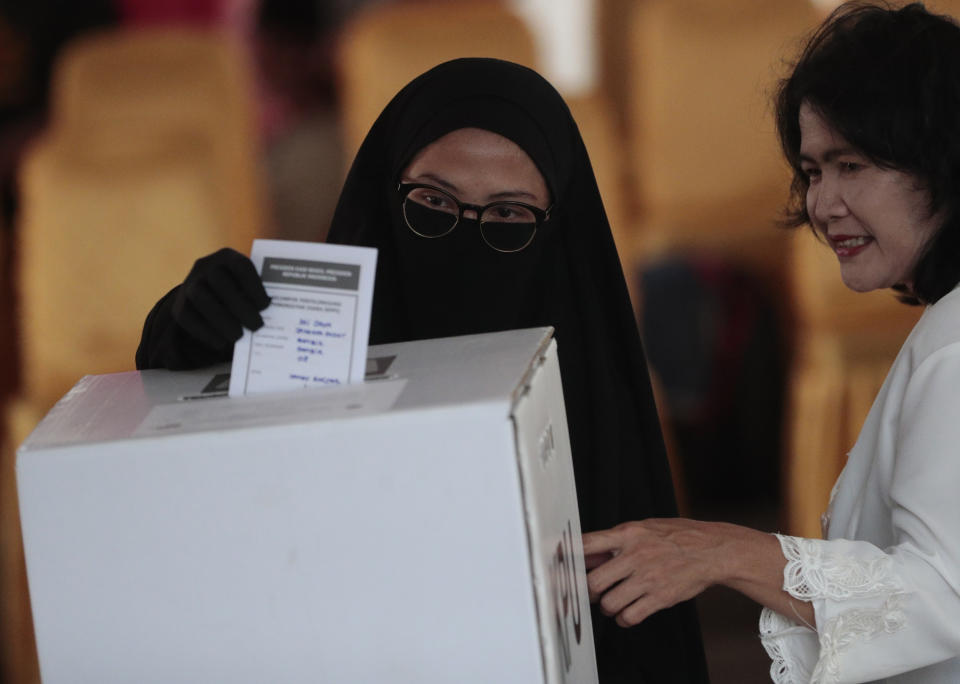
[620, 0, 820, 304]
[18, 26, 263, 404]
[2, 27, 265, 683]
[783, 231, 921, 537]
[335, 1, 631, 272]
[594, 0, 636, 136]
[612, 0, 825, 528]
[335, 0, 539, 162]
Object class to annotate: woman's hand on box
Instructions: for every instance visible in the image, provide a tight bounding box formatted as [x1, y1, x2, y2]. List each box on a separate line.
[582, 519, 724, 627]
[583, 519, 810, 629]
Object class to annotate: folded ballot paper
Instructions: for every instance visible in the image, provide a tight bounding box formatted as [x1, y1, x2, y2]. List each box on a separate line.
[228, 239, 377, 397]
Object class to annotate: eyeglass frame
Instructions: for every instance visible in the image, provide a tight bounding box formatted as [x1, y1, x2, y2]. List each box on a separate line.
[396, 181, 552, 253]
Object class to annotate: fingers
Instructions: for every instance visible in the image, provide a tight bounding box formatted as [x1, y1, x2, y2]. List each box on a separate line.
[201, 248, 270, 329]
[588, 560, 660, 628]
[598, 573, 646, 617]
[590, 562, 679, 627]
[583, 525, 645, 600]
[174, 249, 271, 349]
[615, 596, 660, 628]
[179, 286, 243, 349]
[206, 264, 266, 332]
[220, 249, 271, 311]
[584, 552, 613, 570]
[581, 529, 624, 556]
[584, 521, 676, 626]
[586, 550, 635, 601]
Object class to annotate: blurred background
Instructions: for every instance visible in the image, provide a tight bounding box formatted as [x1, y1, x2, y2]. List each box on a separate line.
[0, 0, 951, 681]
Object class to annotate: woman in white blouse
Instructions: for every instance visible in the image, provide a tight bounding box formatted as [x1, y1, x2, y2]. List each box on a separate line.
[582, 3, 960, 682]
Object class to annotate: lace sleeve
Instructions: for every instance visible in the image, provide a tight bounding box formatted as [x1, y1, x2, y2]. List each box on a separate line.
[760, 314, 960, 683]
[759, 606, 816, 684]
[760, 534, 908, 684]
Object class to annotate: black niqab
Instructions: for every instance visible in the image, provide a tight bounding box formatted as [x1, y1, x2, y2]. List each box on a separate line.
[328, 58, 709, 683]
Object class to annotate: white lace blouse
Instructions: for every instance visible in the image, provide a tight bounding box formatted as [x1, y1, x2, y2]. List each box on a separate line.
[759, 285, 960, 683]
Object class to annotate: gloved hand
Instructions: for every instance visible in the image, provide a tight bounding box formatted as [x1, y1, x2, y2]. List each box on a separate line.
[136, 247, 271, 370]
[171, 247, 270, 350]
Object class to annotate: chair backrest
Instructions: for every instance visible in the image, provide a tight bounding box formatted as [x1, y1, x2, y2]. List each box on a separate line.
[625, 0, 819, 216]
[16, 27, 264, 407]
[50, 26, 263, 245]
[335, 0, 539, 160]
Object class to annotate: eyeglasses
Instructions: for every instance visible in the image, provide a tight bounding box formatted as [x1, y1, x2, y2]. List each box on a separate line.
[397, 182, 551, 253]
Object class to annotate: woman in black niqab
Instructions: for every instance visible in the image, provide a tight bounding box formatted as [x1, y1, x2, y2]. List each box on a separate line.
[327, 57, 710, 684]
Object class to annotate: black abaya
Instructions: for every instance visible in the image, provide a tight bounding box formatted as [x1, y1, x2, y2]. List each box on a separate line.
[326, 58, 710, 684]
[135, 57, 710, 683]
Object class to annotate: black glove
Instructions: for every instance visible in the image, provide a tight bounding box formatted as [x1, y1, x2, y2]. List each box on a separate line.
[136, 247, 271, 370]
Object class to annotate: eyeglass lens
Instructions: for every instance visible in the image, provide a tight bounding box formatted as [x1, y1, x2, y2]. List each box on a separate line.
[402, 187, 537, 252]
[402, 187, 459, 237]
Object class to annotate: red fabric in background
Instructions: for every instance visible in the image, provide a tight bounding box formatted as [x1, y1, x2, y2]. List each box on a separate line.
[116, 0, 256, 32]
[116, 0, 223, 27]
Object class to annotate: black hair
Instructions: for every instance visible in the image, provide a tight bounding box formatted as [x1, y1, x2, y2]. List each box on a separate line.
[775, 1, 960, 304]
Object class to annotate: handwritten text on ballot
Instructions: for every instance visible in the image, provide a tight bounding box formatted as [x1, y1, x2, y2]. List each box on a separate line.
[228, 239, 377, 397]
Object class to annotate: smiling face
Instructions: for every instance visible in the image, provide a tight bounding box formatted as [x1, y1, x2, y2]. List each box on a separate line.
[400, 127, 550, 217]
[798, 101, 942, 293]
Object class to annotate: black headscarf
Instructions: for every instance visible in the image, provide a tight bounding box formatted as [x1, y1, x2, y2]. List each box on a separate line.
[327, 58, 709, 683]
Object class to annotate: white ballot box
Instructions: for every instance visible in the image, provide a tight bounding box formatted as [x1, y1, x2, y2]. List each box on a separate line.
[17, 327, 598, 684]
